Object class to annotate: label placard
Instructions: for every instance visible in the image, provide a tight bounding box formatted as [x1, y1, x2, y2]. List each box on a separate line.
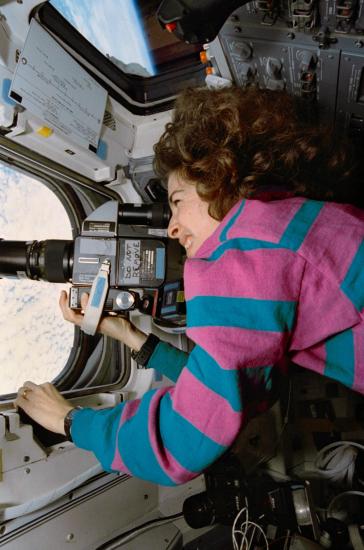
[10, 19, 107, 151]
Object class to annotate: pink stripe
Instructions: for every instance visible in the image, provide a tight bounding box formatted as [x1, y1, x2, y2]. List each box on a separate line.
[196, 200, 243, 258]
[111, 449, 131, 473]
[227, 198, 306, 242]
[353, 324, 364, 394]
[291, 342, 327, 376]
[172, 368, 243, 446]
[290, 262, 359, 350]
[147, 388, 197, 484]
[120, 399, 141, 423]
[187, 326, 288, 370]
[163, 448, 197, 483]
[111, 400, 140, 473]
[184, 248, 304, 301]
[298, 203, 364, 284]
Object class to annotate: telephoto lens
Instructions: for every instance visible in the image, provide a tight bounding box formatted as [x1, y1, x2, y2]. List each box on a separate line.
[0, 239, 73, 282]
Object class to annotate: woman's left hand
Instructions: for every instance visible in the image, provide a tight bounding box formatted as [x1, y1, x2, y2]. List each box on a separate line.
[14, 381, 74, 435]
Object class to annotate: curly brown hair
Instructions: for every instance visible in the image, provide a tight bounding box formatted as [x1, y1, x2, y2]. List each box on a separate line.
[153, 86, 361, 220]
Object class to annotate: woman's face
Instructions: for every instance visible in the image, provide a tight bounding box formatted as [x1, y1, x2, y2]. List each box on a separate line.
[167, 172, 220, 258]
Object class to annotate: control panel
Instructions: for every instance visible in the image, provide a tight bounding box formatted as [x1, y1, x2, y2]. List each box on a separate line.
[207, 0, 364, 135]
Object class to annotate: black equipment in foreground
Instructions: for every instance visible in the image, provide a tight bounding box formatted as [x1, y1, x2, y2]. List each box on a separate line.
[183, 452, 320, 541]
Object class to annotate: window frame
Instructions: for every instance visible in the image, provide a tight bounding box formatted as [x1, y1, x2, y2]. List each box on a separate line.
[0, 135, 130, 401]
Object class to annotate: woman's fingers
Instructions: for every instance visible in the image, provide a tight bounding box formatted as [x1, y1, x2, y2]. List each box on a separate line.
[14, 381, 73, 434]
[59, 290, 84, 326]
[80, 291, 89, 309]
[59, 290, 138, 344]
[22, 380, 38, 391]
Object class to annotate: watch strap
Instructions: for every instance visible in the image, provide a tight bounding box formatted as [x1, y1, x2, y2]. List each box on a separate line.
[64, 406, 83, 442]
[131, 333, 160, 367]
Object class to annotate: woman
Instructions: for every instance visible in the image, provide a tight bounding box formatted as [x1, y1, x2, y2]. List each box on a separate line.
[15, 86, 364, 485]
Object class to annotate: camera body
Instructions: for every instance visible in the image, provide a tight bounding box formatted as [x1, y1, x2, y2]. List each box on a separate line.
[69, 200, 168, 313]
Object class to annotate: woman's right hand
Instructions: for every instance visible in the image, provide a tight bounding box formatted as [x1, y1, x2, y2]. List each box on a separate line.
[59, 290, 147, 351]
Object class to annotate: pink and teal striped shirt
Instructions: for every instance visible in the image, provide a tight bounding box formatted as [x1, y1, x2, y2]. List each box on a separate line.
[71, 197, 364, 485]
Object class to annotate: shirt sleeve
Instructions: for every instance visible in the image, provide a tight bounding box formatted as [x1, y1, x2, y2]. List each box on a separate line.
[71, 247, 301, 486]
[146, 341, 188, 383]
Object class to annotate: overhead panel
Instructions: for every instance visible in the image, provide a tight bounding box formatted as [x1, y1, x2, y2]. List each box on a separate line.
[209, 0, 364, 134]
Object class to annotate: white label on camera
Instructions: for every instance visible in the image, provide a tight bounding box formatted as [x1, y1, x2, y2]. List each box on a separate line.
[121, 240, 141, 284]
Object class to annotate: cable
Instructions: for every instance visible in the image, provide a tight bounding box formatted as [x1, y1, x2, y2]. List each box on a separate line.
[283, 531, 291, 550]
[245, 521, 269, 550]
[314, 441, 364, 487]
[232, 506, 249, 550]
[327, 490, 364, 519]
[231, 502, 269, 550]
[348, 524, 364, 550]
[96, 511, 184, 549]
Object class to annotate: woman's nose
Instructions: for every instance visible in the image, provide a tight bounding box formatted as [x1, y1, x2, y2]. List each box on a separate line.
[167, 216, 180, 239]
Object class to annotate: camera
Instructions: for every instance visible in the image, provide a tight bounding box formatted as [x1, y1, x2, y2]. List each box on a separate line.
[182, 451, 320, 541]
[0, 200, 171, 315]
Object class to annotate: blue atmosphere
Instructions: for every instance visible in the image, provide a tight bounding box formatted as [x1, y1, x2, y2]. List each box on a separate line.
[50, 0, 156, 75]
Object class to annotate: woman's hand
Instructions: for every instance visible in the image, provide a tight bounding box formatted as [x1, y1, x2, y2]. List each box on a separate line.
[59, 290, 148, 351]
[14, 382, 73, 434]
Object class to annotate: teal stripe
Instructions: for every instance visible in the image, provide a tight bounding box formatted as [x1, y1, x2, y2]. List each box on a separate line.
[160, 393, 226, 472]
[209, 237, 281, 261]
[119, 389, 175, 485]
[147, 341, 188, 383]
[72, 405, 125, 472]
[324, 329, 355, 389]
[187, 295, 296, 332]
[279, 200, 324, 251]
[188, 346, 244, 412]
[220, 200, 246, 242]
[341, 239, 364, 311]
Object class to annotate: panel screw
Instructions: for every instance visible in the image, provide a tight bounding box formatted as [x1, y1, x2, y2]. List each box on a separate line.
[66, 533, 75, 542]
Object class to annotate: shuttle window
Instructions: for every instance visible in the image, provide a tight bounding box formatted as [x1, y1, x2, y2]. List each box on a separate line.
[0, 162, 73, 396]
[47, 0, 200, 77]
[49, 0, 156, 76]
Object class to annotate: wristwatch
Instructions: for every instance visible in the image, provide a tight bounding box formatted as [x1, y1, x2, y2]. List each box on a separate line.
[131, 333, 160, 367]
[64, 406, 83, 442]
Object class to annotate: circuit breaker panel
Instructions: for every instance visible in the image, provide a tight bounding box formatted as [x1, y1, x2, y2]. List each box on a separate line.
[207, 0, 364, 135]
